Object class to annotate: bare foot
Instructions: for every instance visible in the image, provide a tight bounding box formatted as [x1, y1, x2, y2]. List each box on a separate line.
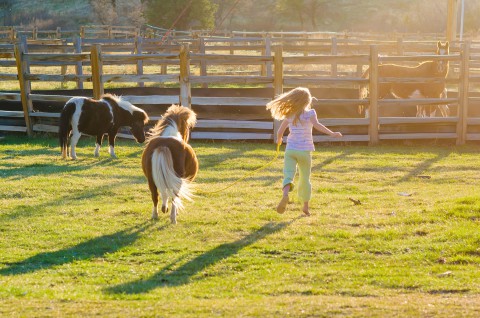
[276, 195, 289, 214]
[302, 202, 310, 216]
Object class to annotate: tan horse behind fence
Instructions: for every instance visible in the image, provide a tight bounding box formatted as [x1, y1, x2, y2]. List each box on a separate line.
[360, 41, 450, 118]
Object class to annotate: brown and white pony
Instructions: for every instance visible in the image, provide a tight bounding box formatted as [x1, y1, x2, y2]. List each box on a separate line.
[59, 94, 149, 159]
[142, 105, 198, 224]
[360, 41, 450, 118]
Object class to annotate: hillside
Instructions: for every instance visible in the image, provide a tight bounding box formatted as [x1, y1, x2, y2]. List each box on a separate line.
[1, 0, 143, 29]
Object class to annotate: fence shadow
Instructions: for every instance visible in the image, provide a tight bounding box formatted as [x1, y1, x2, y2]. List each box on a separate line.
[0, 157, 123, 180]
[0, 174, 145, 222]
[394, 151, 451, 184]
[104, 219, 298, 295]
[311, 150, 352, 170]
[0, 221, 157, 276]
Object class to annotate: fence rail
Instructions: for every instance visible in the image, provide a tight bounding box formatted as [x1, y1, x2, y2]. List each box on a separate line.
[2, 32, 480, 145]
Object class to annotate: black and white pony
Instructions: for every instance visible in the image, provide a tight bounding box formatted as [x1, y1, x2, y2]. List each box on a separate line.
[142, 104, 198, 224]
[59, 94, 149, 159]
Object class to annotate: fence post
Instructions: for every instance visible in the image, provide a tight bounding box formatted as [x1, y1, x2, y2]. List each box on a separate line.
[90, 44, 104, 99]
[14, 42, 33, 136]
[331, 37, 338, 76]
[261, 36, 271, 78]
[273, 45, 284, 143]
[160, 37, 169, 75]
[368, 45, 379, 145]
[199, 37, 207, 88]
[179, 44, 191, 108]
[135, 36, 144, 87]
[74, 36, 84, 89]
[457, 41, 470, 145]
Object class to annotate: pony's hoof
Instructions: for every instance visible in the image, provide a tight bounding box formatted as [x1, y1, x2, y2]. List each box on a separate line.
[170, 212, 177, 224]
[151, 206, 159, 220]
[161, 206, 168, 213]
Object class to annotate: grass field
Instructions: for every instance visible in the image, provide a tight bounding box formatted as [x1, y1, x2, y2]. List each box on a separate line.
[0, 134, 479, 317]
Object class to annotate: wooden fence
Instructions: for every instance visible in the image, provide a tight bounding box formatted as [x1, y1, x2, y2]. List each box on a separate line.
[2, 36, 480, 145]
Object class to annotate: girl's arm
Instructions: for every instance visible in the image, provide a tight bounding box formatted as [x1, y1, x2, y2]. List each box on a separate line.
[310, 113, 342, 137]
[276, 119, 289, 144]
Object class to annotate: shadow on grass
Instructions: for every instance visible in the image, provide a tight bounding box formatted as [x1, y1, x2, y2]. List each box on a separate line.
[0, 221, 156, 276]
[105, 219, 298, 295]
[312, 150, 353, 171]
[0, 157, 124, 180]
[0, 176, 145, 222]
[194, 142, 281, 169]
[394, 151, 451, 184]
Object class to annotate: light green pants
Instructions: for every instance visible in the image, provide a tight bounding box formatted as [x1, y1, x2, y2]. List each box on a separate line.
[282, 149, 312, 202]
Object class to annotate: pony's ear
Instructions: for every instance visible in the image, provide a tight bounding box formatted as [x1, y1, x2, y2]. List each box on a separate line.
[438, 41, 449, 48]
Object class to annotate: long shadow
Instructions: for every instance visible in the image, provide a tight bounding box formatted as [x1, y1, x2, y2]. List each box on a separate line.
[0, 157, 123, 180]
[193, 141, 281, 170]
[1, 175, 146, 222]
[0, 221, 157, 276]
[394, 152, 450, 184]
[311, 150, 352, 170]
[196, 148, 250, 170]
[105, 219, 297, 295]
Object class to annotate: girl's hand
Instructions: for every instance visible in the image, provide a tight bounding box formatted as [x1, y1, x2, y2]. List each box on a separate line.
[277, 136, 283, 145]
[331, 132, 342, 138]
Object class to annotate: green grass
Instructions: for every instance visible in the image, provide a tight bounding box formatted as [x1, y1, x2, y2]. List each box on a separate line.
[0, 134, 479, 317]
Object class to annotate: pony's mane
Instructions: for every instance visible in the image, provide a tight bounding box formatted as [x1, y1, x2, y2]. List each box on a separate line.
[101, 93, 148, 123]
[147, 104, 197, 143]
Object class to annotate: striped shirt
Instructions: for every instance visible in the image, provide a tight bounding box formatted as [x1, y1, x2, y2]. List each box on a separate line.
[286, 109, 317, 151]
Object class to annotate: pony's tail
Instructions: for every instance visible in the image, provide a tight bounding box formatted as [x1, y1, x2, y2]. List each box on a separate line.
[59, 102, 75, 159]
[151, 147, 194, 212]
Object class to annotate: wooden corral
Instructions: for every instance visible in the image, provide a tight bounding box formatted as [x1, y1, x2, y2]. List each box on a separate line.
[2, 28, 480, 145]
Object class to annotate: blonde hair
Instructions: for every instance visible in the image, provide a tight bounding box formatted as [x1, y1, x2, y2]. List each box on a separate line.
[266, 87, 312, 125]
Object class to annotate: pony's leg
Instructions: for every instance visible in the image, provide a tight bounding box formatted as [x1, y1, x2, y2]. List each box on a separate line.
[69, 130, 81, 160]
[416, 105, 422, 117]
[161, 197, 169, 213]
[147, 179, 159, 220]
[94, 134, 104, 157]
[438, 89, 449, 117]
[159, 185, 169, 213]
[419, 105, 428, 117]
[170, 204, 177, 224]
[108, 132, 118, 159]
[440, 105, 450, 117]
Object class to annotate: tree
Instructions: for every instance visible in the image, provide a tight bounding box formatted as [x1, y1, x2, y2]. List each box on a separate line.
[276, 0, 331, 31]
[276, 0, 306, 29]
[145, 0, 217, 30]
[90, 0, 118, 25]
[116, 0, 146, 27]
